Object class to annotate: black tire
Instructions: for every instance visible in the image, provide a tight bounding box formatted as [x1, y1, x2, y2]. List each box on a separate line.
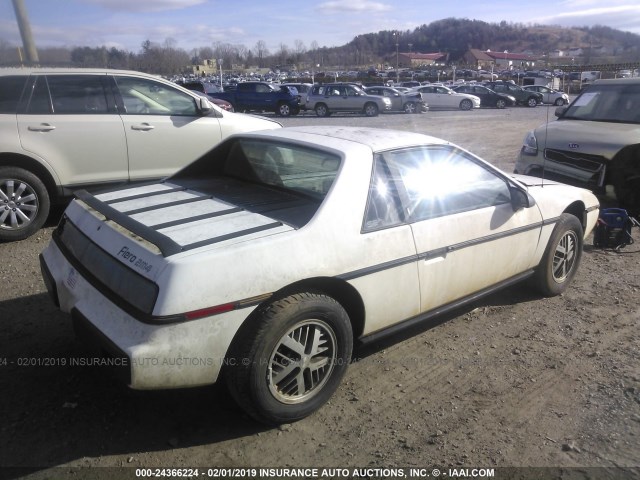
[315, 103, 330, 117]
[496, 98, 506, 109]
[611, 156, 640, 217]
[0, 167, 50, 242]
[403, 102, 417, 114]
[526, 97, 538, 107]
[532, 214, 583, 296]
[277, 102, 292, 117]
[363, 102, 379, 117]
[225, 292, 353, 424]
[459, 99, 473, 111]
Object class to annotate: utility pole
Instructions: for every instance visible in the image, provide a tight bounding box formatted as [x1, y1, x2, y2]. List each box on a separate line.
[12, 0, 39, 64]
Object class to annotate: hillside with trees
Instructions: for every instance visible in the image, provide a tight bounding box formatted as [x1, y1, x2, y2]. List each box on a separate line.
[1, 18, 639, 73]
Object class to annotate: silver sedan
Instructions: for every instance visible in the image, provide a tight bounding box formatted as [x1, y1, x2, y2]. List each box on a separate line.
[522, 85, 569, 106]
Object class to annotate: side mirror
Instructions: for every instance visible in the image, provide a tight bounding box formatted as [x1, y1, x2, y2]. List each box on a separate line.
[555, 106, 567, 117]
[509, 185, 536, 211]
[198, 97, 213, 114]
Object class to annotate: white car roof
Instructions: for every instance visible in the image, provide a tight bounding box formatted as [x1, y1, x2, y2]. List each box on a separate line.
[0, 67, 162, 77]
[242, 126, 449, 153]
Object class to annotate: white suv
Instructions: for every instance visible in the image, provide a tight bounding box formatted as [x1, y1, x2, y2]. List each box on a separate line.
[0, 68, 281, 241]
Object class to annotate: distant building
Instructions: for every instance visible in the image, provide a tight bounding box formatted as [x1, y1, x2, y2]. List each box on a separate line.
[191, 59, 218, 76]
[463, 49, 539, 70]
[393, 52, 447, 68]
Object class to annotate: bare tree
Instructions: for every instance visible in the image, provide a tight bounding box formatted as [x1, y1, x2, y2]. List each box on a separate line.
[294, 39, 306, 66]
[254, 40, 269, 68]
[277, 43, 289, 68]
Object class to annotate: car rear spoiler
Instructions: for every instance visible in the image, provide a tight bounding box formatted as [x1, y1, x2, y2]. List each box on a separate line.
[74, 189, 183, 257]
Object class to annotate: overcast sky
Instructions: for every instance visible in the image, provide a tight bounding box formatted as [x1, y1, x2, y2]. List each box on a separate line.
[2, 0, 640, 54]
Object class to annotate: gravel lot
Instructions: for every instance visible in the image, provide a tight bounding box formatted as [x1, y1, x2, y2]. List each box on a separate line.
[1, 105, 639, 480]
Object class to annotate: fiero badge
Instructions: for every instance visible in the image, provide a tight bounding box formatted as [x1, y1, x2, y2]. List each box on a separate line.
[116, 246, 154, 273]
[568, 143, 580, 149]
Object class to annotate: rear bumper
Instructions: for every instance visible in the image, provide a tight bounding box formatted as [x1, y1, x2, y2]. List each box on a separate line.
[39, 241, 252, 390]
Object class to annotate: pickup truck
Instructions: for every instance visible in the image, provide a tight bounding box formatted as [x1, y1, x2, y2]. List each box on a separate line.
[209, 81, 300, 116]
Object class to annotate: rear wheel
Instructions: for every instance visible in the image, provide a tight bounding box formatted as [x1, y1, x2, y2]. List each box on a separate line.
[315, 103, 330, 117]
[0, 167, 50, 242]
[532, 214, 583, 296]
[277, 102, 292, 117]
[225, 292, 353, 424]
[459, 99, 473, 111]
[364, 102, 379, 117]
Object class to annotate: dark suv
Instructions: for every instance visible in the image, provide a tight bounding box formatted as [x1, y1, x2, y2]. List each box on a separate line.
[484, 81, 543, 107]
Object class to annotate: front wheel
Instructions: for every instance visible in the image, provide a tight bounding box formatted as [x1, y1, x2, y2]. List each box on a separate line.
[225, 292, 353, 424]
[532, 214, 583, 296]
[0, 167, 50, 242]
[496, 98, 506, 109]
[403, 102, 417, 114]
[459, 99, 473, 111]
[363, 102, 379, 117]
[526, 97, 538, 107]
[554, 97, 565, 106]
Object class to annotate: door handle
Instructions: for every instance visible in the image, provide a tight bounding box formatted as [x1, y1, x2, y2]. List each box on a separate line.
[131, 123, 155, 131]
[28, 123, 56, 132]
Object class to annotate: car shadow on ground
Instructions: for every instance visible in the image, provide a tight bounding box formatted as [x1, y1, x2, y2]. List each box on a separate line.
[354, 282, 541, 359]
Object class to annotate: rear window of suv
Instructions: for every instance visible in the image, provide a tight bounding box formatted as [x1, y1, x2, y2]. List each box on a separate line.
[0, 76, 28, 114]
[26, 75, 109, 114]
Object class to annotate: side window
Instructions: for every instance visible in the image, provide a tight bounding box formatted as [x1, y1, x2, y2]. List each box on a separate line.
[45, 75, 108, 114]
[115, 76, 197, 116]
[26, 76, 51, 114]
[385, 146, 512, 222]
[363, 155, 404, 232]
[0, 76, 28, 114]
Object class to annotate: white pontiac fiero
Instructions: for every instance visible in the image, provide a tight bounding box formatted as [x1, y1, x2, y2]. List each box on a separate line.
[40, 126, 599, 424]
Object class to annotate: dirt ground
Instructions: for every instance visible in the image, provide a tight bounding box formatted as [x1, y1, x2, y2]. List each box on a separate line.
[1, 107, 639, 480]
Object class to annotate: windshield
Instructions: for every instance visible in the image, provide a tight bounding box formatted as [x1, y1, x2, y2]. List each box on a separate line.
[562, 83, 640, 124]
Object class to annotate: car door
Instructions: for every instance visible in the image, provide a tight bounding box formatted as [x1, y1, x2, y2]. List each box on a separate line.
[383, 145, 544, 312]
[17, 73, 129, 187]
[418, 86, 442, 108]
[343, 85, 363, 112]
[356, 155, 421, 336]
[113, 75, 223, 180]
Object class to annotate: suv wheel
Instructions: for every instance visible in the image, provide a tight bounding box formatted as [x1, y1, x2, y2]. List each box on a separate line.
[0, 167, 50, 242]
[277, 102, 292, 117]
[363, 102, 379, 117]
[496, 98, 506, 109]
[527, 97, 538, 107]
[315, 103, 330, 117]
